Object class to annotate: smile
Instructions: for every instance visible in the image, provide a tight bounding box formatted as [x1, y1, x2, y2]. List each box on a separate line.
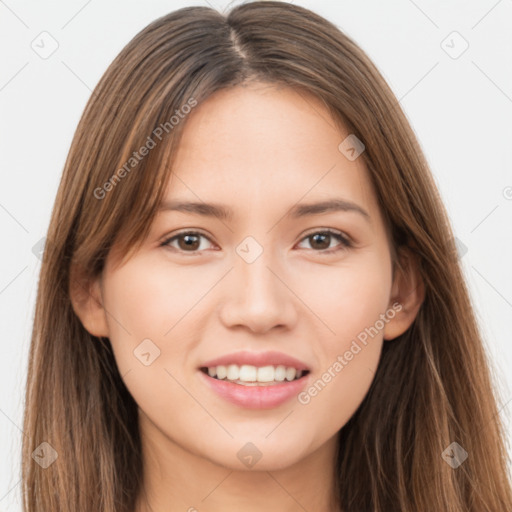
[198, 365, 311, 409]
[201, 364, 308, 385]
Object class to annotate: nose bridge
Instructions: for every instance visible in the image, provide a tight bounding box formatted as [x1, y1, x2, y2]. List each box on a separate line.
[218, 236, 297, 332]
[236, 237, 282, 305]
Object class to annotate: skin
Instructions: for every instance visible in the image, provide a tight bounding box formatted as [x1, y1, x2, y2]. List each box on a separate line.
[72, 81, 424, 512]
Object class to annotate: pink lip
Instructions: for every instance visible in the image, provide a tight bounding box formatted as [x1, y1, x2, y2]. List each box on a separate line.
[200, 350, 311, 371]
[198, 370, 311, 409]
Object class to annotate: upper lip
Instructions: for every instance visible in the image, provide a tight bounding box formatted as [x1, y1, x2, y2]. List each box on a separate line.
[200, 350, 310, 371]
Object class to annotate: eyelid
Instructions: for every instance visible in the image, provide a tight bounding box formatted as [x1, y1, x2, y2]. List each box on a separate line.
[300, 226, 351, 241]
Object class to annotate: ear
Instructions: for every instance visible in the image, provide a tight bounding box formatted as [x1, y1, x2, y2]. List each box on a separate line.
[69, 265, 110, 338]
[383, 246, 425, 341]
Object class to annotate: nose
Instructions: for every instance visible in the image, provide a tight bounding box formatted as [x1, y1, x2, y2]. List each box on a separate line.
[218, 247, 298, 334]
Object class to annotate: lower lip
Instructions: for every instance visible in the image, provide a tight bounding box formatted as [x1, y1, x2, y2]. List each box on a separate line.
[198, 370, 310, 409]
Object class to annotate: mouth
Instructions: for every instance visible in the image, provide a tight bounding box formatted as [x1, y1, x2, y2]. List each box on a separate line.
[200, 364, 310, 386]
[198, 364, 311, 409]
[197, 351, 312, 408]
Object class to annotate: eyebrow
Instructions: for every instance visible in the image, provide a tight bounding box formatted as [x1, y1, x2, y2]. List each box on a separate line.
[157, 198, 371, 222]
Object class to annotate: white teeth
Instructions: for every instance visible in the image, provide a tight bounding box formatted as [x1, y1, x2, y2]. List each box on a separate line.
[204, 364, 306, 383]
[216, 365, 227, 380]
[274, 365, 286, 381]
[239, 365, 257, 381]
[226, 364, 239, 380]
[257, 365, 275, 382]
[285, 367, 297, 381]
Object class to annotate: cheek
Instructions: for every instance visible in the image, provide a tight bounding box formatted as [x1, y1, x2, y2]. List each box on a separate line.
[300, 251, 392, 345]
[103, 258, 209, 339]
[101, 256, 226, 386]
[100, 259, 188, 371]
[100, 259, 204, 424]
[295, 253, 391, 425]
[299, 346, 380, 439]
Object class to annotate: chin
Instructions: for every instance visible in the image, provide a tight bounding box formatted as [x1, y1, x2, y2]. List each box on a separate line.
[203, 437, 312, 472]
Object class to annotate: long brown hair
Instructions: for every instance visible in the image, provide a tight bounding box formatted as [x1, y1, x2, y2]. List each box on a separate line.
[22, 2, 512, 510]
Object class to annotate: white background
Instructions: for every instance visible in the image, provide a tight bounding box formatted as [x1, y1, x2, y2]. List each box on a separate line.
[1, 0, 511, 509]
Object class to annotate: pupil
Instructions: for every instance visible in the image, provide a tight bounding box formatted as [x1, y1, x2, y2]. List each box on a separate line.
[180, 234, 199, 250]
[312, 233, 329, 249]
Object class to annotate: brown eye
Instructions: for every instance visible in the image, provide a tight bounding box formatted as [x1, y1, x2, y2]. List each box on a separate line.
[177, 233, 201, 251]
[309, 233, 331, 250]
[162, 231, 214, 254]
[298, 229, 352, 254]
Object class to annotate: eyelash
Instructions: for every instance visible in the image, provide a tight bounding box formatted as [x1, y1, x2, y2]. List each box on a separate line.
[160, 228, 353, 256]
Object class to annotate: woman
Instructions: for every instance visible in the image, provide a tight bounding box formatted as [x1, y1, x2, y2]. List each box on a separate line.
[22, 2, 512, 511]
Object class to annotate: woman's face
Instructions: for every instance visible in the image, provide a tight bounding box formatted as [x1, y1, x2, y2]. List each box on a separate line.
[90, 82, 407, 471]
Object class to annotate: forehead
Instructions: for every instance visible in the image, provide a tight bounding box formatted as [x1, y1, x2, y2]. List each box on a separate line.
[164, 82, 380, 226]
